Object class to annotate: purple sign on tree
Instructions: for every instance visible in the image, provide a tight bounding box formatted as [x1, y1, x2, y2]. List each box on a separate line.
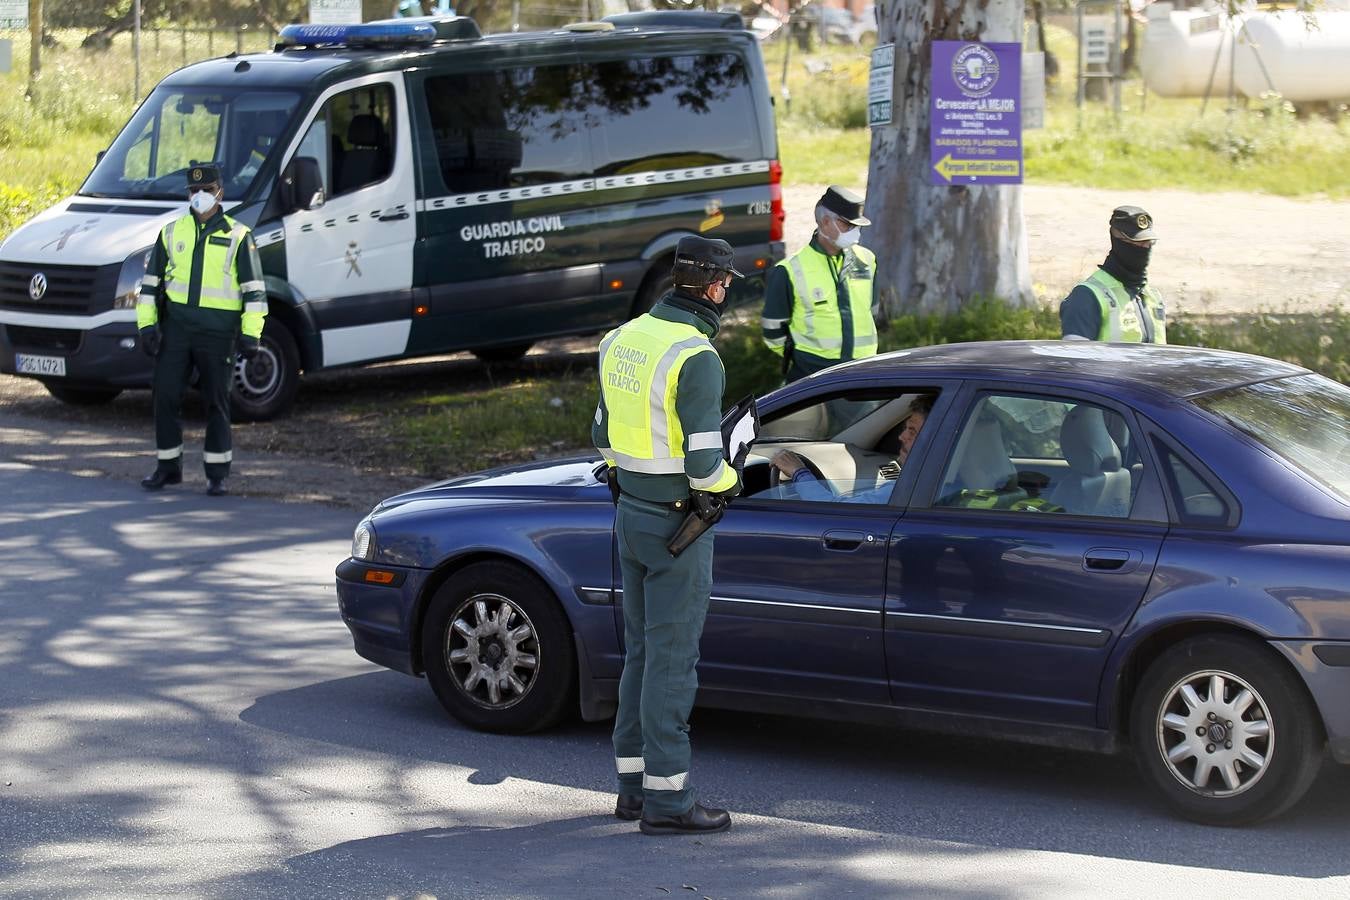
[930, 41, 1023, 185]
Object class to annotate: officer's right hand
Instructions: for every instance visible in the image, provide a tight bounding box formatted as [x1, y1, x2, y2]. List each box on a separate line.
[139, 325, 161, 358]
[605, 467, 621, 506]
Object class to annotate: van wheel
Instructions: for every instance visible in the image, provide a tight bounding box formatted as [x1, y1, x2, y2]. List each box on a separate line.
[44, 384, 123, 406]
[473, 343, 532, 364]
[1130, 635, 1324, 825]
[421, 561, 575, 734]
[632, 264, 673, 317]
[231, 318, 300, 422]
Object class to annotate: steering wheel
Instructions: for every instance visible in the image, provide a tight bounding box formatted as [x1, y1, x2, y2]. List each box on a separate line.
[769, 451, 836, 496]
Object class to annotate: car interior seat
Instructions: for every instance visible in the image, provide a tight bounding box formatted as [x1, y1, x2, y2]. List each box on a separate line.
[940, 414, 1027, 507]
[1048, 405, 1132, 516]
[336, 114, 390, 194]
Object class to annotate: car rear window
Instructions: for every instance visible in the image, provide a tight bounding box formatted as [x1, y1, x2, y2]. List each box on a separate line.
[1193, 374, 1350, 504]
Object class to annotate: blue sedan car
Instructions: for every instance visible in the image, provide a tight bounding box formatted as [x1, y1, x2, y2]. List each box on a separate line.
[336, 342, 1350, 825]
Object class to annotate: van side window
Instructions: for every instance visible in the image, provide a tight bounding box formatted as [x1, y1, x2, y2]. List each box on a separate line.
[423, 65, 590, 193]
[301, 83, 396, 199]
[589, 54, 762, 174]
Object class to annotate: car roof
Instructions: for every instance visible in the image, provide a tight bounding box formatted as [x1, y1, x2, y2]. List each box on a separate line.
[829, 341, 1310, 400]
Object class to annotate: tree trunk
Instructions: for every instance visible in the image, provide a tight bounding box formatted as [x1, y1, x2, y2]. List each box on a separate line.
[866, 0, 1032, 317]
[27, 0, 41, 99]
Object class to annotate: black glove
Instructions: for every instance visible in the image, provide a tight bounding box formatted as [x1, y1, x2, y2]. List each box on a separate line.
[606, 467, 621, 506]
[238, 335, 261, 361]
[139, 325, 160, 358]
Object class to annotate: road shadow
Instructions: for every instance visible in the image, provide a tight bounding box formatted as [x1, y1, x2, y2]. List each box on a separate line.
[240, 669, 1350, 880]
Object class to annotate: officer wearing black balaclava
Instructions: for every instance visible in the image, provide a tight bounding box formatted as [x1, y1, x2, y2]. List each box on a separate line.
[1059, 205, 1166, 343]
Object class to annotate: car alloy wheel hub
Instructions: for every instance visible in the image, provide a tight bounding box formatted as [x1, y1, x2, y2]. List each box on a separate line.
[1156, 669, 1274, 798]
[445, 592, 539, 710]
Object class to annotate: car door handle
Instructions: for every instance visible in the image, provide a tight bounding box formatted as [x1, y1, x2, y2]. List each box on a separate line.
[823, 530, 866, 552]
[379, 210, 409, 222]
[1083, 548, 1139, 573]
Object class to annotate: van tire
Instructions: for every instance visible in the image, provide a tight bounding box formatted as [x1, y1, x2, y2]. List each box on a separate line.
[633, 262, 673, 318]
[231, 318, 300, 422]
[473, 343, 533, 364]
[44, 384, 123, 406]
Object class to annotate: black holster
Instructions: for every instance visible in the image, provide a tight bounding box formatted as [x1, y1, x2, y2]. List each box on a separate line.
[666, 490, 726, 558]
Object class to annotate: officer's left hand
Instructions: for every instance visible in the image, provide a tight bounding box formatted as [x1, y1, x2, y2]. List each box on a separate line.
[238, 335, 261, 361]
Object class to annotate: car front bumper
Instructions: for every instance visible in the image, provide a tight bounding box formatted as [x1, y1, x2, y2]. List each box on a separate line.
[1, 319, 153, 388]
[335, 557, 428, 677]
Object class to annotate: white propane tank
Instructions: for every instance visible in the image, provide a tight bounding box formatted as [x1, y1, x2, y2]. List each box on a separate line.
[1140, 2, 1239, 98]
[1234, 10, 1350, 102]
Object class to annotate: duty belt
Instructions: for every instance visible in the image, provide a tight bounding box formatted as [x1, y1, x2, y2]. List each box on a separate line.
[620, 492, 688, 512]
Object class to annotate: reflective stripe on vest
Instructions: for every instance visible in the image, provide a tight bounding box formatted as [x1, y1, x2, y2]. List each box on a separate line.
[161, 214, 247, 313]
[778, 243, 876, 360]
[1081, 269, 1167, 344]
[599, 315, 717, 474]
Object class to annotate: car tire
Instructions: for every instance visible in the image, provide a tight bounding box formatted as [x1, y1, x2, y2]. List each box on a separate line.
[43, 383, 123, 406]
[472, 343, 533, 364]
[231, 317, 300, 422]
[1130, 635, 1324, 825]
[632, 262, 673, 318]
[421, 561, 575, 734]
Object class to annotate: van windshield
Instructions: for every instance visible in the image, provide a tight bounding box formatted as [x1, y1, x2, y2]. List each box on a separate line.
[81, 86, 301, 201]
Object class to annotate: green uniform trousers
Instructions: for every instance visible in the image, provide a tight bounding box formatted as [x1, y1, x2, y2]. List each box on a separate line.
[612, 493, 716, 817]
[153, 318, 236, 481]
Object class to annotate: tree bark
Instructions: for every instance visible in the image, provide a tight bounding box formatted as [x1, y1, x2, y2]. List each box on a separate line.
[27, 0, 41, 99]
[865, 0, 1032, 317]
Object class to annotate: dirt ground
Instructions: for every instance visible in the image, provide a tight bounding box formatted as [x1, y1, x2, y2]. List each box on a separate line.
[2, 185, 1347, 510]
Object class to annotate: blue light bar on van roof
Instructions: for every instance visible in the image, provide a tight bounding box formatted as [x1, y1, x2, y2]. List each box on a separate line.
[278, 22, 437, 49]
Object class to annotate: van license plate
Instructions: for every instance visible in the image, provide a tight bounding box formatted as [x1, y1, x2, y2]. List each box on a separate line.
[16, 354, 66, 376]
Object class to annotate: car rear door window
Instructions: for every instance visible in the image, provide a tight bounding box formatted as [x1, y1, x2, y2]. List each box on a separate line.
[1152, 439, 1233, 526]
[934, 394, 1141, 518]
[589, 53, 762, 174]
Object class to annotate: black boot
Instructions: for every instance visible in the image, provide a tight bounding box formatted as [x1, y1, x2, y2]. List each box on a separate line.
[639, 802, 731, 836]
[141, 468, 182, 491]
[206, 478, 228, 496]
[615, 794, 643, 821]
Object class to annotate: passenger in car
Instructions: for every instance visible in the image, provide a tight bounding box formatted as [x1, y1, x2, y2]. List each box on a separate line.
[769, 396, 932, 502]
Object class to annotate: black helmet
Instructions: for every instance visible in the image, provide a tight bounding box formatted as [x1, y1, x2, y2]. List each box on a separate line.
[672, 236, 743, 291]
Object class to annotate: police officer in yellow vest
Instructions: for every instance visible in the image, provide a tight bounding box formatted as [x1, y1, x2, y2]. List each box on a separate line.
[1060, 205, 1166, 344]
[137, 164, 266, 496]
[593, 236, 741, 836]
[761, 185, 877, 382]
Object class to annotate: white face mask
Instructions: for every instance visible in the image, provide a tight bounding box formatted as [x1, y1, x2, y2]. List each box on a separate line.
[834, 225, 861, 249]
[189, 190, 217, 215]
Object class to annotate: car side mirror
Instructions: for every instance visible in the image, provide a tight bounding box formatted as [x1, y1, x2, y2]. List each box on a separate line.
[95, 149, 107, 166]
[281, 156, 325, 213]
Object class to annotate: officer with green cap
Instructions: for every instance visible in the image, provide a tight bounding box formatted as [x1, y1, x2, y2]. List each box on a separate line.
[761, 185, 877, 382]
[593, 236, 741, 836]
[136, 163, 267, 496]
[1060, 205, 1166, 344]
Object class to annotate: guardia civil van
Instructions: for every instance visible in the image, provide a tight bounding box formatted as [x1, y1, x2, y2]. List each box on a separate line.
[0, 12, 784, 419]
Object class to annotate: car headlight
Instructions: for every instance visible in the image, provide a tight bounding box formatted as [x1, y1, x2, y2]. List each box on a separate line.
[352, 520, 375, 560]
[112, 246, 152, 310]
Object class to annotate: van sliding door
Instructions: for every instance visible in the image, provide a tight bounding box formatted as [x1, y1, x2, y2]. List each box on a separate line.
[406, 56, 602, 355]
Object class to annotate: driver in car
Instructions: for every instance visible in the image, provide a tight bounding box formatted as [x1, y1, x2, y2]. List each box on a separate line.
[770, 396, 932, 502]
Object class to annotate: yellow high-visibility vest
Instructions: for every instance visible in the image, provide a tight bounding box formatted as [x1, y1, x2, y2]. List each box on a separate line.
[139, 213, 265, 339]
[780, 243, 877, 360]
[1081, 269, 1167, 344]
[599, 313, 736, 492]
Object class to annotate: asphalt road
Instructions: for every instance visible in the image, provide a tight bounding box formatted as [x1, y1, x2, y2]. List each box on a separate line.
[3, 463, 1350, 899]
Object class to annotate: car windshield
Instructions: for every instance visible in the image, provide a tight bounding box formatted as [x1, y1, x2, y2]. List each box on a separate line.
[81, 86, 301, 201]
[1193, 373, 1350, 504]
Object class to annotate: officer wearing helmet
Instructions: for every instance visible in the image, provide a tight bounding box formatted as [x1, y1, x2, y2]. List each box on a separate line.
[1060, 205, 1166, 343]
[592, 236, 742, 836]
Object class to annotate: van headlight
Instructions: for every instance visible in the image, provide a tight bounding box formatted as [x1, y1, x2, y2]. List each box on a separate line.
[352, 520, 375, 560]
[112, 246, 152, 310]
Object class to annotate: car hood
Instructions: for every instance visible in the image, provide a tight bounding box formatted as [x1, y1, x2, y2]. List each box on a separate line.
[0, 196, 184, 266]
[372, 455, 606, 514]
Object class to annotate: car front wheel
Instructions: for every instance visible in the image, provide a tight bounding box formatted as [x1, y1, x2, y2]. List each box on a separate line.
[1130, 635, 1324, 825]
[421, 561, 575, 734]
